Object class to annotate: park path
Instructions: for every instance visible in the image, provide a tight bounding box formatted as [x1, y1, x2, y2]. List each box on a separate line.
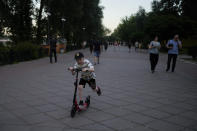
[0, 46, 197, 131]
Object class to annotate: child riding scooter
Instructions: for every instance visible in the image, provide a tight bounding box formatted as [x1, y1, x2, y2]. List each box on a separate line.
[68, 52, 101, 117]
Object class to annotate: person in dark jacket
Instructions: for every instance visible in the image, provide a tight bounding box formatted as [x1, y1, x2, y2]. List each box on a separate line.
[49, 36, 57, 63]
[104, 41, 108, 51]
[93, 40, 101, 65]
[89, 40, 94, 54]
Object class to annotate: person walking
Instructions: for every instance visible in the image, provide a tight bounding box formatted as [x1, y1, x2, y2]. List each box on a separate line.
[104, 41, 108, 51]
[166, 34, 182, 72]
[93, 40, 101, 65]
[89, 40, 94, 54]
[128, 42, 132, 53]
[149, 36, 161, 73]
[135, 41, 139, 51]
[49, 36, 57, 63]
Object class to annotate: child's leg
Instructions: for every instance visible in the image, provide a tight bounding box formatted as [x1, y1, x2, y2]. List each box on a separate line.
[78, 79, 86, 101]
[88, 79, 101, 96]
[97, 56, 99, 64]
[78, 85, 83, 101]
[94, 56, 97, 64]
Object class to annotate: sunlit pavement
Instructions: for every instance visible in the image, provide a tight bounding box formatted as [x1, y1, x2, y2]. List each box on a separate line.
[0, 46, 197, 131]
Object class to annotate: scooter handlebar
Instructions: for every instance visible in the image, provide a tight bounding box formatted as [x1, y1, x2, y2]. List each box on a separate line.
[68, 68, 82, 72]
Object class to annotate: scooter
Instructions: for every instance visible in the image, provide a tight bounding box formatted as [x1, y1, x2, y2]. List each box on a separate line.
[69, 68, 90, 118]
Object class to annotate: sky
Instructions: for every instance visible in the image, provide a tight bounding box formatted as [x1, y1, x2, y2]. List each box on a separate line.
[100, 0, 153, 32]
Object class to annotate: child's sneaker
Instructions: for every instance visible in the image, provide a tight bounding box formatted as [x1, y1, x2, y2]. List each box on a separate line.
[96, 87, 101, 96]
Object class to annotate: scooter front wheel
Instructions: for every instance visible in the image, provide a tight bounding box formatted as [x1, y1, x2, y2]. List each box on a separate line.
[70, 105, 76, 118]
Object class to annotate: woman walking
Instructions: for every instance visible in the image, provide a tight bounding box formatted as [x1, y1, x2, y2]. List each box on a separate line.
[149, 36, 161, 73]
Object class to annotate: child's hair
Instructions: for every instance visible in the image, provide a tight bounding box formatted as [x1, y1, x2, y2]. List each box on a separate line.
[74, 52, 84, 60]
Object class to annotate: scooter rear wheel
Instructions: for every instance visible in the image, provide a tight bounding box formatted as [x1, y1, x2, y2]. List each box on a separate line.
[86, 96, 90, 108]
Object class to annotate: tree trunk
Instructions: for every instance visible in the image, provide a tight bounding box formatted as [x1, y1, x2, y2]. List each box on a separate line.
[36, 0, 44, 44]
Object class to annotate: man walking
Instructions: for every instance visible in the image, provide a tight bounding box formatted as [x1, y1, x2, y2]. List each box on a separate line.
[93, 40, 101, 65]
[166, 34, 182, 72]
[49, 36, 57, 63]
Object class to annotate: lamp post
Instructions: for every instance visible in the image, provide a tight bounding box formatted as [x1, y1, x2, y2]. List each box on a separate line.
[82, 27, 86, 48]
[61, 18, 66, 38]
[82, 27, 86, 41]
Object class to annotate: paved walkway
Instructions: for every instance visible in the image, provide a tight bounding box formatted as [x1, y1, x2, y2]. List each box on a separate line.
[0, 46, 197, 131]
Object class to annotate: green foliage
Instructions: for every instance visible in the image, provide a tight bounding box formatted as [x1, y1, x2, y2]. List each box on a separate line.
[14, 42, 40, 61]
[0, 42, 48, 65]
[188, 47, 197, 59]
[0, 0, 105, 44]
[181, 39, 197, 59]
[0, 44, 10, 65]
[111, 0, 197, 50]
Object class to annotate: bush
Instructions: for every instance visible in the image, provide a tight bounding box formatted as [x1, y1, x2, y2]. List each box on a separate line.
[0, 45, 10, 65]
[14, 42, 40, 61]
[188, 46, 197, 59]
[182, 39, 197, 59]
[0, 42, 48, 65]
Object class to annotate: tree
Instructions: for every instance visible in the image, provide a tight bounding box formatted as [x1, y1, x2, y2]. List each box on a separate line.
[0, 0, 105, 44]
[35, 0, 45, 44]
[181, 0, 197, 21]
[0, 0, 34, 43]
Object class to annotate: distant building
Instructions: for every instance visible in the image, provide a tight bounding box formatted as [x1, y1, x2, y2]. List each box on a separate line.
[41, 38, 67, 54]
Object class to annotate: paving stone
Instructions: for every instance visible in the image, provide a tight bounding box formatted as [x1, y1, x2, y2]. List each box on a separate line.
[21, 113, 54, 125]
[101, 118, 137, 130]
[11, 107, 41, 117]
[138, 100, 163, 108]
[164, 115, 197, 127]
[123, 111, 156, 125]
[34, 104, 61, 112]
[45, 109, 68, 119]
[180, 111, 197, 121]
[155, 105, 187, 115]
[79, 123, 113, 131]
[103, 107, 131, 117]
[0, 125, 31, 131]
[24, 99, 49, 106]
[3, 102, 29, 110]
[122, 125, 155, 131]
[146, 120, 184, 131]
[61, 117, 95, 128]
[142, 109, 171, 119]
[85, 111, 115, 122]
[35, 119, 67, 128]
[122, 104, 149, 112]
[0, 47, 197, 130]
[31, 126, 64, 131]
[0, 111, 17, 120]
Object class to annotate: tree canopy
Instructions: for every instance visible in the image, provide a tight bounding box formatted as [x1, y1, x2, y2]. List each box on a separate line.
[111, 0, 197, 44]
[0, 0, 106, 44]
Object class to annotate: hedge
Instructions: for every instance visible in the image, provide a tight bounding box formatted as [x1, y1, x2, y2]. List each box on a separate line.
[0, 42, 48, 65]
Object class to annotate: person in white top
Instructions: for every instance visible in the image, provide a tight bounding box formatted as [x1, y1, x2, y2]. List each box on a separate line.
[149, 36, 161, 73]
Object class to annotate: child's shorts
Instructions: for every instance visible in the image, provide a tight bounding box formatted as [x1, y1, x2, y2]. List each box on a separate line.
[79, 78, 96, 89]
[94, 51, 100, 57]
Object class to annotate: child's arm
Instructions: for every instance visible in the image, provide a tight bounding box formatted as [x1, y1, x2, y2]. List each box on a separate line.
[68, 62, 79, 75]
[82, 68, 94, 72]
[82, 60, 94, 72]
[68, 67, 75, 75]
